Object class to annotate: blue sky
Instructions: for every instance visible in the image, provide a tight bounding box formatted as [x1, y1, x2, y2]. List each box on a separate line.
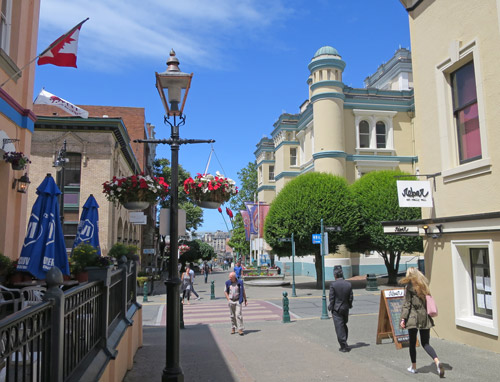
[34, 0, 411, 232]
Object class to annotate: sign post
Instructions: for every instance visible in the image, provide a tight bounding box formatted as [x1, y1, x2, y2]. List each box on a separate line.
[320, 219, 329, 319]
[279, 236, 296, 296]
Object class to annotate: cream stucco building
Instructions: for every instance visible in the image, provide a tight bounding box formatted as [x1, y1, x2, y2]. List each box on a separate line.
[256, 46, 419, 278]
[382, 0, 500, 353]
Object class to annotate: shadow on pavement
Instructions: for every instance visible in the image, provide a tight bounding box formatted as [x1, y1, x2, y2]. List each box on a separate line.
[349, 342, 371, 349]
[124, 325, 236, 382]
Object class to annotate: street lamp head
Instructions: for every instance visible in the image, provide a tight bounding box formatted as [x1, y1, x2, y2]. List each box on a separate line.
[156, 49, 193, 117]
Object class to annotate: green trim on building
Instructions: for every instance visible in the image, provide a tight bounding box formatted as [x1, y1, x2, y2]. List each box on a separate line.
[274, 140, 299, 151]
[310, 92, 346, 103]
[310, 80, 345, 91]
[313, 150, 418, 163]
[308, 57, 346, 72]
[257, 185, 276, 192]
[274, 171, 301, 181]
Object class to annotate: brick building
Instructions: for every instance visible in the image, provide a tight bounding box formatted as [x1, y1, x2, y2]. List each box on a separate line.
[30, 104, 157, 258]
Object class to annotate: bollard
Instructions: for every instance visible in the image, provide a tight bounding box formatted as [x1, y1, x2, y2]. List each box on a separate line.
[366, 274, 379, 291]
[180, 299, 185, 329]
[143, 281, 148, 302]
[210, 280, 216, 300]
[282, 291, 290, 323]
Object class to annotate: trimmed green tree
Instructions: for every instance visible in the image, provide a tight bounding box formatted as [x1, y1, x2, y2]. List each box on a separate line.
[264, 172, 361, 288]
[349, 170, 423, 285]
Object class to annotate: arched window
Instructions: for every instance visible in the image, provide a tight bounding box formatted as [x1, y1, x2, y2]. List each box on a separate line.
[376, 121, 386, 148]
[359, 120, 370, 148]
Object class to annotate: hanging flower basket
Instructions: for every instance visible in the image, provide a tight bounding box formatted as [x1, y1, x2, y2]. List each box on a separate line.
[3, 151, 31, 170]
[183, 172, 238, 209]
[102, 173, 169, 208]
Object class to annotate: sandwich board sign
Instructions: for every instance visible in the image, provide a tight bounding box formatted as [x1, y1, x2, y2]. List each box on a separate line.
[376, 288, 418, 349]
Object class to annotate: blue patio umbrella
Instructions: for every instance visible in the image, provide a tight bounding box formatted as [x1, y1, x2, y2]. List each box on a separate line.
[72, 194, 101, 255]
[17, 173, 70, 279]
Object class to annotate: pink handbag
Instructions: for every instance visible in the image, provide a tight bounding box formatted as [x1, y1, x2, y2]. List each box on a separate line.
[426, 295, 438, 317]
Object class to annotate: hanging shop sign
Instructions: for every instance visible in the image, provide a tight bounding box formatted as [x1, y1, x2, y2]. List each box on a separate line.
[397, 180, 433, 207]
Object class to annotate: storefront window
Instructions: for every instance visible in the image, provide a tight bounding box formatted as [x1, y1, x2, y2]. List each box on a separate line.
[470, 248, 493, 319]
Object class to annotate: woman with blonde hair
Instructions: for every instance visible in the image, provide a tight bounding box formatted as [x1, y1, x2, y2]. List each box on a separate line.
[399, 267, 444, 377]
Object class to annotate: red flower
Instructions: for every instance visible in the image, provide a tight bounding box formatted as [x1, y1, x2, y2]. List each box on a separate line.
[218, 207, 222, 213]
[226, 207, 233, 218]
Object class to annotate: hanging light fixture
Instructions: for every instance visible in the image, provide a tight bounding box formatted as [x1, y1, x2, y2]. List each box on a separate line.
[12, 173, 31, 193]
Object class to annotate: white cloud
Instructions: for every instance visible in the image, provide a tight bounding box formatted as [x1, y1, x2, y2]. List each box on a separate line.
[38, 0, 294, 71]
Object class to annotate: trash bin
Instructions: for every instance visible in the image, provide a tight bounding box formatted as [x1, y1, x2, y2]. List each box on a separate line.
[366, 274, 379, 291]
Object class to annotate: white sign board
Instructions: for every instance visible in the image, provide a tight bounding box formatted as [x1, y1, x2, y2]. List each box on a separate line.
[397, 180, 433, 207]
[129, 211, 147, 224]
[159, 208, 186, 236]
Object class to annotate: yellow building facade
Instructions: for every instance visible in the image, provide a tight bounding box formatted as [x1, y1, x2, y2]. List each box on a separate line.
[382, 0, 500, 352]
[256, 46, 419, 278]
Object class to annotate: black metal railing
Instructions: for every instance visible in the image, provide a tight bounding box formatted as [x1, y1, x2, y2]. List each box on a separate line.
[0, 259, 139, 382]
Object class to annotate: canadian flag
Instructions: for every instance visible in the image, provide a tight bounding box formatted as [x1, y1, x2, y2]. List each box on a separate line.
[38, 18, 89, 67]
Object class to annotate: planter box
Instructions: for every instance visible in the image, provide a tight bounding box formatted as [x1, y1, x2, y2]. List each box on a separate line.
[242, 274, 285, 282]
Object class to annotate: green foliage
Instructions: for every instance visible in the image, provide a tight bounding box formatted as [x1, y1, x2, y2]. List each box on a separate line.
[0, 253, 12, 276]
[108, 243, 139, 261]
[71, 243, 98, 273]
[229, 161, 258, 212]
[265, 172, 361, 257]
[178, 239, 215, 264]
[154, 158, 204, 232]
[228, 214, 248, 255]
[349, 170, 423, 284]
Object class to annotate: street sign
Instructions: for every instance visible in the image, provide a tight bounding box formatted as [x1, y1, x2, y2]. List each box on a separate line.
[325, 226, 342, 232]
[312, 234, 321, 244]
[279, 238, 292, 242]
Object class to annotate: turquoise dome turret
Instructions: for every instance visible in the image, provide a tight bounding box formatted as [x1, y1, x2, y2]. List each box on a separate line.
[313, 46, 340, 58]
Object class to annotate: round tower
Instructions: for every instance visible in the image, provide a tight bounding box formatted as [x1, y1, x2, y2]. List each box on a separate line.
[308, 46, 346, 176]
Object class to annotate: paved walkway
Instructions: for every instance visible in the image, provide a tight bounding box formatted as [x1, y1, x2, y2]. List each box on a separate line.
[125, 271, 500, 381]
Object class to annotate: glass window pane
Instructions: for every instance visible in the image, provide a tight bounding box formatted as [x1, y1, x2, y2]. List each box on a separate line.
[452, 61, 477, 109]
[470, 248, 492, 319]
[457, 103, 481, 162]
[359, 120, 370, 148]
[376, 121, 386, 148]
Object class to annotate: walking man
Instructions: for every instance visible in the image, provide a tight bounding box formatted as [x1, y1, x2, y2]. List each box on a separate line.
[202, 260, 211, 283]
[328, 266, 353, 352]
[188, 262, 201, 300]
[234, 260, 243, 280]
[224, 271, 247, 335]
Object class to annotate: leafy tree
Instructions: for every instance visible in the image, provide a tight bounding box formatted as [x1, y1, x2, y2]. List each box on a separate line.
[227, 213, 249, 259]
[264, 172, 361, 288]
[227, 161, 257, 259]
[179, 239, 215, 266]
[229, 161, 257, 211]
[349, 170, 423, 285]
[153, 158, 204, 232]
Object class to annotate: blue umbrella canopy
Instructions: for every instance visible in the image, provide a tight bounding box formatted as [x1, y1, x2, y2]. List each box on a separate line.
[72, 194, 100, 255]
[17, 174, 70, 279]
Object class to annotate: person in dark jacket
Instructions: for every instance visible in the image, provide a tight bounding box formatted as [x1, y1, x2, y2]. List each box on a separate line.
[400, 267, 444, 377]
[328, 267, 353, 352]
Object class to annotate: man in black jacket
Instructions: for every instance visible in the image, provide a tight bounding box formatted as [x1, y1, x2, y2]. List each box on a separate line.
[329, 266, 353, 352]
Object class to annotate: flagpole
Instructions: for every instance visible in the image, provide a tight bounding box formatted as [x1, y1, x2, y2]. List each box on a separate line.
[0, 17, 89, 89]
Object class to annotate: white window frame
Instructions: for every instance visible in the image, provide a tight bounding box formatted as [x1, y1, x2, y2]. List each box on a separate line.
[290, 147, 297, 167]
[258, 166, 263, 184]
[436, 40, 491, 183]
[0, 0, 12, 54]
[353, 109, 396, 152]
[451, 239, 497, 336]
[268, 165, 275, 182]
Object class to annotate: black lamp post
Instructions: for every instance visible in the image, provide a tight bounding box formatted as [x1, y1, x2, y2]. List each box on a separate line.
[135, 50, 214, 382]
[53, 139, 67, 225]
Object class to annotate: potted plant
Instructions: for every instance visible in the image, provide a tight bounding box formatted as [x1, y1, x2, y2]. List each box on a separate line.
[71, 243, 113, 282]
[183, 171, 238, 208]
[102, 173, 169, 210]
[3, 151, 31, 170]
[0, 253, 11, 283]
[108, 242, 140, 262]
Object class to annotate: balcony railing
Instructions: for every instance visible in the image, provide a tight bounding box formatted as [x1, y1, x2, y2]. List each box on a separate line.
[0, 257, 139, 382]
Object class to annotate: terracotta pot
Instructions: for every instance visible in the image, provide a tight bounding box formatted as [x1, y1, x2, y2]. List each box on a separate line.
[75, 271, 89, 283]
